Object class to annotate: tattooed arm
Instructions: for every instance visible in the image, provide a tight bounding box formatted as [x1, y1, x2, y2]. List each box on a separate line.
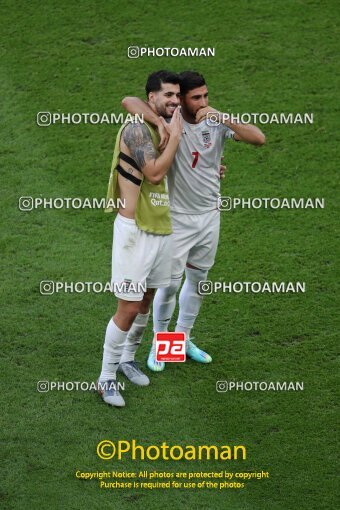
[122, 107, 182, 185]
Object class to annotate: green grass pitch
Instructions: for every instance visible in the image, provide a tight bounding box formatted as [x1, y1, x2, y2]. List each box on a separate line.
[1, 0, 339, 508]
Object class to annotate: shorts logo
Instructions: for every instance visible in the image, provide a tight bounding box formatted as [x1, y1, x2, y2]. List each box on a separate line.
[155, 332, 186, 362]
[122, 279, 133, 292]
[202, 130, 212, 148]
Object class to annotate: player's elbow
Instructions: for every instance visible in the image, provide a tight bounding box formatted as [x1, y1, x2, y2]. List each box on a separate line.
[121, 96, 132, 110]
[255, 133, 266, 146]
[144, 163, 165, 185]
[147, 174, 163, 185]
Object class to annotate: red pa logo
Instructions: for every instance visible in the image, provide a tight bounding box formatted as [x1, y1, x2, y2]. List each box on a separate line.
[155, 332, 186, 362]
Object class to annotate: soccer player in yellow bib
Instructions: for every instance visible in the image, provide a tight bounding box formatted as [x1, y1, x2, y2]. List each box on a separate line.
[122, 71, 265, 372]
[98, 71, 182, 407]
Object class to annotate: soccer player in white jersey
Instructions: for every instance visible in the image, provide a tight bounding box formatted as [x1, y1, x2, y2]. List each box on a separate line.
[122, 71, 265, 372]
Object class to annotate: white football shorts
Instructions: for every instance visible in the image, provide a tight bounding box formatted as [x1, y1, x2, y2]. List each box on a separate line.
[170, 209, 220, 278]
[111, 213, 172, 301]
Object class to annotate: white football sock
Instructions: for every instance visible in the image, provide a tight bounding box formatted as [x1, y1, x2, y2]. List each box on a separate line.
[175, 323, 191, 342]
[176, 267, 208, 344]
[99, 319, 129, 382]
[120, 312, 150, 363]
[153, 276, 182, 334]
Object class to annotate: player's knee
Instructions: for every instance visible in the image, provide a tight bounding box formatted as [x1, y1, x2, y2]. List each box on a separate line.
[140, 289, 154, 314]
[162, 276, 182, 298]
[115, 300, 141, 322]
[115, 300, 141, 327]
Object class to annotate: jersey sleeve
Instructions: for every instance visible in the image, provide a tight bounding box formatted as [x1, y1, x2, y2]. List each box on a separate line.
[221, 124, 235, 140]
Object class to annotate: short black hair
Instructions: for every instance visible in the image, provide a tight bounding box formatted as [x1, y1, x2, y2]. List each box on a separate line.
[179, 71, 206, 95]
[145, 70, 180, 97]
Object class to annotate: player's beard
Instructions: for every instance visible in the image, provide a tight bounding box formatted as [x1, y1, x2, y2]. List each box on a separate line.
[180, 104, 197, 123]
[155, 102, 178, 119]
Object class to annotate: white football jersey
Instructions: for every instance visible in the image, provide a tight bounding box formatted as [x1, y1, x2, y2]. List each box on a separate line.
[167, 118, 234, 214]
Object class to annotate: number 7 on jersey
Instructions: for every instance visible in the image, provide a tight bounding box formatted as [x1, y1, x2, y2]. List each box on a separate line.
[191, 151, 200, 169]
